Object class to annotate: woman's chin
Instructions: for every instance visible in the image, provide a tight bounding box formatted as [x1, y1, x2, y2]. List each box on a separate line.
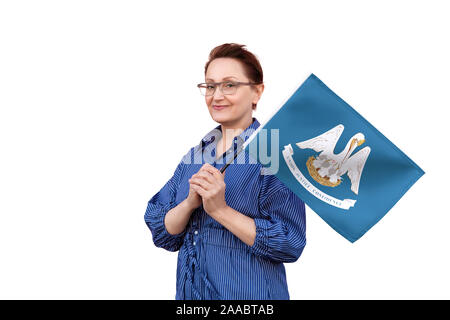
[210, 110, 233, 122]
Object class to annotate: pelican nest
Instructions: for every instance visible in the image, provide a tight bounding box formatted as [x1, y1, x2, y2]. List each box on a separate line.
[305, 156, 342, 187]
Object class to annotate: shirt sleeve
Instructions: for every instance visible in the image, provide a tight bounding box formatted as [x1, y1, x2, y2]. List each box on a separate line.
[249, 174, 307, 263]
[144, 157, 187, 252]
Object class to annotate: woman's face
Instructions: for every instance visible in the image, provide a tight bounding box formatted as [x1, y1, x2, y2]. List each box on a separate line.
[204, 57, 263, 126]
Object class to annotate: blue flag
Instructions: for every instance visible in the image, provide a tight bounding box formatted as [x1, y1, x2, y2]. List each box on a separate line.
[245, 73, 425, 242]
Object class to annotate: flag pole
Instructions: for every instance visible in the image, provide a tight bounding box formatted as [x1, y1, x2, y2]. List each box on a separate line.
[219, 128, 262, 174]
[219, 146, 242, 173]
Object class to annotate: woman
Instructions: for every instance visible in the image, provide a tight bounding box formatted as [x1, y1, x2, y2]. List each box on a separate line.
[144, 43, 306, 300]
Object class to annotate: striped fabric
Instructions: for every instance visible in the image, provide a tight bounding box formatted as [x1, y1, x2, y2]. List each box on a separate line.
[144, 117, 306, 300]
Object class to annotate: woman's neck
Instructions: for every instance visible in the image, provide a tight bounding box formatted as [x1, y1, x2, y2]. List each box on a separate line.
[220, 117, 253, 143]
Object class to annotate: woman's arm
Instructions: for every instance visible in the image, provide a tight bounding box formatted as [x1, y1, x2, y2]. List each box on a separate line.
[208, 205, 256, 247]
[145, 150, 199, 252]
[164, 198, 197, 235]
[165, 172, 203, 235]
[144, 160, 190, 252]
[189, 163, 256, 246]
[189, 164, 306, 262]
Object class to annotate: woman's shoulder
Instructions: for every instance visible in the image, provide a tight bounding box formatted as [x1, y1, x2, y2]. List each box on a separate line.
[258, 168, 290, 199]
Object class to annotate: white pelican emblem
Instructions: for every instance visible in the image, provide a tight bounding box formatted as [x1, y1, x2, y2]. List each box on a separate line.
[296, 124, 371, 195]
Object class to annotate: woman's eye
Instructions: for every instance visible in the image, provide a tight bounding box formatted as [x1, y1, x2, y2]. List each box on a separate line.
[206, 85, 215, 89]
[225, 83, 235, 87]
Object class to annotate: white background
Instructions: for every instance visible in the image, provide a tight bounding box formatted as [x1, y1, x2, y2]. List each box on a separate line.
[0, 0, 448, 299]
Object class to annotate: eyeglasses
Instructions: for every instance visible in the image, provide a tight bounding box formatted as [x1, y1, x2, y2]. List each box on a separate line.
[197, 81, 262, 96]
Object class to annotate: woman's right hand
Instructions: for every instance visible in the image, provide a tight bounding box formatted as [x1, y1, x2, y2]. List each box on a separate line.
[185, 179, 202, 209]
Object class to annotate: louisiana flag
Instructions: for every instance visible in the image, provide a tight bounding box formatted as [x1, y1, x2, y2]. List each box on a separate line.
[245, 74, 425, 242]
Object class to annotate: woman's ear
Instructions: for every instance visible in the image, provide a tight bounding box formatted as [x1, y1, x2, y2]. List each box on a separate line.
[252, 83, 264, 110]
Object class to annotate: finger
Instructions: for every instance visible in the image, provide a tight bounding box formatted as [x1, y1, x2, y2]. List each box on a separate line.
[189, 177, 212, 190]
[200, 163, 215, 172]
[202, 165, 223, 180]
[203, 163, 214, 169]
[199, 163, 215, 174]
[195, 164, 215, 178]
[196, 171, 215, 184]
[191, 183, 207, 197]
[191, 168, 212, 179]
[207, 166, 225, 181]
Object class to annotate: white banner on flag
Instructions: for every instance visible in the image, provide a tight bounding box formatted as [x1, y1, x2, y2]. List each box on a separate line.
[282, 144, 356, 210]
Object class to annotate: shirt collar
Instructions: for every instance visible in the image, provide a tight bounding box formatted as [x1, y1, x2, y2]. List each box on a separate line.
[197, 117, 261, 152]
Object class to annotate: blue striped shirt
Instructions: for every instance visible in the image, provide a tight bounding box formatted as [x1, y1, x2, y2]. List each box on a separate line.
[144, 117, 306, 300]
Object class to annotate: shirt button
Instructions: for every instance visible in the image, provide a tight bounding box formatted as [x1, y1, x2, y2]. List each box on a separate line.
[194, 230, 198, 235]
[193, 241, 196, 246]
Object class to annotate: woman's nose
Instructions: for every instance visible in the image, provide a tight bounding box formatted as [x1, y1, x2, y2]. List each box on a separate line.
[212, 86, 225, 99]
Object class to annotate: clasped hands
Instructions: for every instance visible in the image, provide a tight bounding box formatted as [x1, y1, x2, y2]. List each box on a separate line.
[186, 163, 228, 218]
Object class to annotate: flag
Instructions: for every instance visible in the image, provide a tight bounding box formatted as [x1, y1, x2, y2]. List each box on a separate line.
[245, 73, 425, 242]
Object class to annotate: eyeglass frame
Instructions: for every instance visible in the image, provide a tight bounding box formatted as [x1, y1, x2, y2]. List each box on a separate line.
[197, 80, 263, 96]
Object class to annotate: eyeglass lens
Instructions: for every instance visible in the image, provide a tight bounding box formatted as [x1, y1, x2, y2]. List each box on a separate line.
[200, 82, 237, 96]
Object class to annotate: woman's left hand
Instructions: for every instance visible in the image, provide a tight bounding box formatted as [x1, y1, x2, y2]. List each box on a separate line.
[189, 163, 227, 218]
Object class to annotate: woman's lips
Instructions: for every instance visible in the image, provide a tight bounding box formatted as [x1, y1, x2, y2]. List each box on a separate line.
[212, 105, 229, 110]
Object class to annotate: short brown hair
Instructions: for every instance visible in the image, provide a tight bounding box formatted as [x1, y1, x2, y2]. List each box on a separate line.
[204, 43, 263, 110]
